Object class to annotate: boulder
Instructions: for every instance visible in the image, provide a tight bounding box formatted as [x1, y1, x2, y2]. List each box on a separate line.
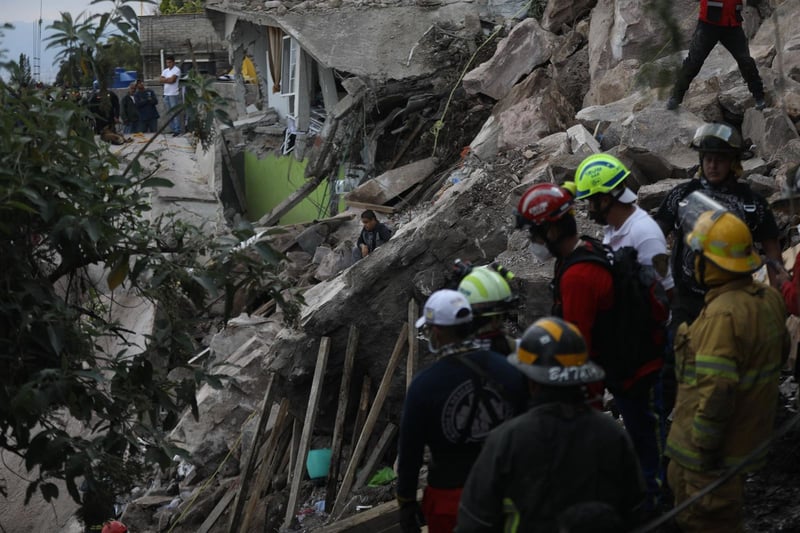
[566, 123, 600, 157]
[492, 68, 575, 153]
[552, 35, 591, 113]
[315, 240, 356, 281]
[614, 145, 676, 185]
[541, 0, 597, 33]
[742, 108, 800, 160]
[615, 106, 706, 176]
[583, 59, 642, 107]
[575, 91, 645, 133]
[638, 178, 690, 212]
[462, 18, 556, 101]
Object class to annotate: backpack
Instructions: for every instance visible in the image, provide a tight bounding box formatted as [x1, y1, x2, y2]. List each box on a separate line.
[552, 236, 669, 392]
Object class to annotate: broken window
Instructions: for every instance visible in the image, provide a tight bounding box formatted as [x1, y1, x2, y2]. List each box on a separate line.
[281, 35, 298, 116]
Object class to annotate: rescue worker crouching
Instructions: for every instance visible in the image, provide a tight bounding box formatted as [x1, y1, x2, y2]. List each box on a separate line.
[396, 289, 528, 533]
[456, 317, 646, 532]
[666, 201, 788, 532]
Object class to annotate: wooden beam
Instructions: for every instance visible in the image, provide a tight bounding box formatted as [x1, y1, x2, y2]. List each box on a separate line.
[326, 325, 359, 513]
[319, 488, 423, 533]
[288, 418, 301, 486]
[236, 398, 290, 533]
[354, 423, 397, 489]
[198, 489, 236, 533]
[227, 374, 277, 533]
[406, 299, 418, 390]
[344, 200, 395, 215]
[331, 324, 408, 517]
[284, 337, 332, 529]
[257, 176, 323, 227]
[221, 137, 248, 215]
[350, 376, 372, 456]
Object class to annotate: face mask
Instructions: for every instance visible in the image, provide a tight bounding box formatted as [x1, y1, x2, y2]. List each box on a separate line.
[529, 242, 553, 262]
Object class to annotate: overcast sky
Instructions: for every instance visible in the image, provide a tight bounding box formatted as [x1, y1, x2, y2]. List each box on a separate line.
[3, 0, 154, 23]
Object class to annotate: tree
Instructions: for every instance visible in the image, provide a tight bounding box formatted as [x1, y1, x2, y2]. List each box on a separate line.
[159, 0, 205, 15]
[1, 0, 298, 529]
[11, 53, 33, 87]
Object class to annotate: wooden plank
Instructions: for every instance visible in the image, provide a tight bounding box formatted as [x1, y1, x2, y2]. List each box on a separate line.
[407, 299, 418, 390]
[252, 299, 276, 317]
[343, 199, 396, 215]
[198, 489, 236, 533]
[350, 376, 372, 455]
[284, 337, 332, 529]
[221, 136, 248, 215]
[353, 423, 397, 489]
[288, 418, 301, 486]
[326, 325, 359, 513]
[257, 176, 323, 227]
[331, 324, 408, 518]
[237, 398, 290, 533]
[227, 374, 277, 533]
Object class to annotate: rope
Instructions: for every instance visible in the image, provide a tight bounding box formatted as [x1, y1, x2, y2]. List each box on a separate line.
[166, 408, 259, 532]
[430, 0, 534, 156]
[633, 408, 800, 532]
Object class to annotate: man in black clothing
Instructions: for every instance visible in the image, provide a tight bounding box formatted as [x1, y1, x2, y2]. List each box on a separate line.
[135, 80, 159, 133]
[86, 82, 120, 135]
[654, 122, 781, 414]
[352, 209, 391, 262]
[397, 289, 528, 533]
[456, 317, 645, 533]
[667, 0, 765, 111]
[120, 82, 139, 134]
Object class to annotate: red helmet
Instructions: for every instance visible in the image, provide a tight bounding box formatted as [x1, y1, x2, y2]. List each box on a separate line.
[101, 521, 128, 533]
[516, 184, 574, 227]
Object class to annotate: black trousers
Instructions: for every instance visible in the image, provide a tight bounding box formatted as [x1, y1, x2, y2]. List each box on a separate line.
[671, 21, 764, 102]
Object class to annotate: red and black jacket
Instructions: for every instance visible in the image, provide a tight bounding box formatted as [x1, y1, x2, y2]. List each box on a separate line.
[699, 0, 744, 27]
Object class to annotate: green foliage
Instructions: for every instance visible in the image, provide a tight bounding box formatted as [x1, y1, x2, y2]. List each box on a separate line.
[11, 53, 33, 87]
[159, 0, 205, 15]
[0, 0, 298, 524]
[528, 0, 547, 20]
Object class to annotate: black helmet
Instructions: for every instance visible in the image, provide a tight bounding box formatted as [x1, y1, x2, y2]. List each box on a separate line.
[507, 317, 604, 386]
[690, 123, 743, 155]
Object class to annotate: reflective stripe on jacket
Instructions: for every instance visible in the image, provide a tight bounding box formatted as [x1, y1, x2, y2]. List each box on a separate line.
[699, 0, 743, 27]
[666, 278, 787, 472]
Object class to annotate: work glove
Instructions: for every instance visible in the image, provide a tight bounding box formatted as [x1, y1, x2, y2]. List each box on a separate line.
[398, 500, 425, 533]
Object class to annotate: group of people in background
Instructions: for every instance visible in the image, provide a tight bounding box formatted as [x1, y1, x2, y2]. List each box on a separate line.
[120, 80, 160, 134]
[393, 119, 793, 533]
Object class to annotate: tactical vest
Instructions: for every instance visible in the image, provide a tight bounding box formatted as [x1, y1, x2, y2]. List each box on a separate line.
[699, 0, 743, 27]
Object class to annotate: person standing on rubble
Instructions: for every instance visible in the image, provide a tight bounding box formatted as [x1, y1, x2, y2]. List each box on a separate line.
[397, 289, 528, 533]
[573, 153, 672, 512]
[352, 209, 392, 262]
[666, 0, 766, 111]
[654, 122, 782, 415]
[455, 262, 518, 355]
[456, 316, 645, 532]
[666, 202, 787, 531]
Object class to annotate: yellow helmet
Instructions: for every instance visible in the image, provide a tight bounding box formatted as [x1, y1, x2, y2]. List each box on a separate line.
[686, 210, 762, 274]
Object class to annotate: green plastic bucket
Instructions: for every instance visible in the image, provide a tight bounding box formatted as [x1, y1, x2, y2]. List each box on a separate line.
[306, 448, 332, 480]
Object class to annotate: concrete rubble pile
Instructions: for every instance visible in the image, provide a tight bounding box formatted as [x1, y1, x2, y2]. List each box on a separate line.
[90, 1, 800, 532]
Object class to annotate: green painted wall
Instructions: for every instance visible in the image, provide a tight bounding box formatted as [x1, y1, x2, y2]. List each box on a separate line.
[244, 152, 332, 225]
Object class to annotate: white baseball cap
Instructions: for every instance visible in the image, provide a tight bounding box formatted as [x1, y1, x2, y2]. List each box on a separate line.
[415, 289, 473, 328]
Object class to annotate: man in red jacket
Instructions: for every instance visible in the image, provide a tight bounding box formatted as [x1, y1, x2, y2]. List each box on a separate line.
[667, 0, 765, 111]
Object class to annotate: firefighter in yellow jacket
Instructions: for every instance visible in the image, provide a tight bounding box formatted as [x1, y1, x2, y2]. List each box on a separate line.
[666, 197, 788, 532]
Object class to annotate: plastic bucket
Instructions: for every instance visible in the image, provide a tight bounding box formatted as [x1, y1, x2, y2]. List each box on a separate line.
[306, 448, 332, 480]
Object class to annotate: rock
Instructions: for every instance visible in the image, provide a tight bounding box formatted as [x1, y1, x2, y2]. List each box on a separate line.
[583, 59, 641, 107]
[615, 106, 705, 176]
[264, 0, 282, 7]
[462, 19, 556, 101]
[492, 68, 575, 154]
[541, 0, 597, 33]
[296, 224, 331, 255]
[469, 114, 501, 161]
[742, 108, 800, 160]
[637, 179, 690, 212]
[746, 173, 780, 199]
[552, 36, 590, 112]
[566, 124, 600, 157]
[614, 145, 676, 186]
[575, 91, 643, 133]
[315, 240, 356, 281]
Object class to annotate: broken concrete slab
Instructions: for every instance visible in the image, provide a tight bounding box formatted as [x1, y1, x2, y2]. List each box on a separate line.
[638, 178, 690, 212]
[462, 18, 556, 101]
[345, 157, 438, 205]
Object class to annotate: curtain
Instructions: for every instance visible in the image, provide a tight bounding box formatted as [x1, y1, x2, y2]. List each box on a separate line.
[267, 26, 284, 93]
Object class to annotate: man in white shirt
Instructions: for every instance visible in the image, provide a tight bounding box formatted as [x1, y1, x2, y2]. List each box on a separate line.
[573, 153, 671, 515]
[159, 55, 182, 136]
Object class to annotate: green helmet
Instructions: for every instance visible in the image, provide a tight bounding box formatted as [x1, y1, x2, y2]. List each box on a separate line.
[457, 266, 513, 317]
[574, 154, 631, 200]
